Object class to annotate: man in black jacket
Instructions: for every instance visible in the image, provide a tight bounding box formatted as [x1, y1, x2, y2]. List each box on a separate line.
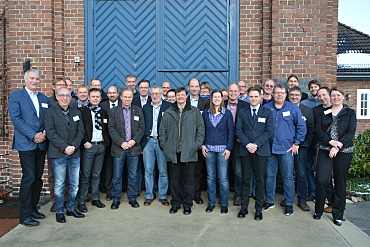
[44, 87, 85, 223]
[77, 88, 111, 213]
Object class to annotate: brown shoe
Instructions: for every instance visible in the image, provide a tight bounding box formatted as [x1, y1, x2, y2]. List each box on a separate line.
[324, 205, 332, 213]
[159, 199, 170, 206]
[144, 199, 153, 206]
[306, 194, 315, 201]
[297, 201, 310, 211]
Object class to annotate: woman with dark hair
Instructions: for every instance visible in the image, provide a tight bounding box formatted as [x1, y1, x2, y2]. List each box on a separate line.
[313, 87, 356, 226]
[202, 90, 234, 214]
[200, 81, 211, 100]
[286, 74, 308, 101]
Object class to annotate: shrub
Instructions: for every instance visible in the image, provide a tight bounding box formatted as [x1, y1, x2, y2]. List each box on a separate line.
[349, 128, 370, 178]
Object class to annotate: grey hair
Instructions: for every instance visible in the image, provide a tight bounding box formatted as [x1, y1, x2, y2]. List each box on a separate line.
[228, 82, 240, 92]
[24, 69, 40, 80]
[151, 85, 163, 94]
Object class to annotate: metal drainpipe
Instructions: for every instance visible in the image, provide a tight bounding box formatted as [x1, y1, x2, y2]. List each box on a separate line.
[1, 9, 7, 140]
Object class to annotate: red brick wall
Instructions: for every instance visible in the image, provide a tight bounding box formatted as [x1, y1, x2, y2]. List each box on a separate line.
[337, 80, 370, 134]
[239, 0, 338, 86]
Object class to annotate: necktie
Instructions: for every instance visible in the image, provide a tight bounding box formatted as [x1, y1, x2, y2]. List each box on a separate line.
[112, 103, 116, 108]
[252, 109, 257, 122]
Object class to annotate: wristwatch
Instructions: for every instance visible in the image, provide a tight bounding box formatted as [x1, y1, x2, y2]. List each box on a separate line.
[293, 142, 300, 146]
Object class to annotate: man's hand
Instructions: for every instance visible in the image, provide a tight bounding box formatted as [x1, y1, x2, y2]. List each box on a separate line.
[121, 142, 130, 150]
[33, 132, 46, 143]
[64, 146, 76, 155]
[127, 140, 136, 148]
[223, 150, 231, 160]
[84, 142, 92, 149]
[287, 144, 299, 155]
[202, 145, 208, 157]
[246, 143, 257, 154]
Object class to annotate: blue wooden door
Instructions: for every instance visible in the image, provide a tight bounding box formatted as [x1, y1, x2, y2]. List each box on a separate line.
[85, 0, 239, 91]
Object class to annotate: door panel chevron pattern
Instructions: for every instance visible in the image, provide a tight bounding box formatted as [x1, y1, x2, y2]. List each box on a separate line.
[94, 0, 156, 90]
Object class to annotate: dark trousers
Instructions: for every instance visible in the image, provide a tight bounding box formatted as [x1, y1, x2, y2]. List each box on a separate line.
[77, 144, 105, 203]
[18, 148, 46, 221]
[240, 153, 267, 213]
[194, 150, 206, 198]
[169, 153, 195, 208]
[103, 145, 113, 192]
[315, 150, 352, 220]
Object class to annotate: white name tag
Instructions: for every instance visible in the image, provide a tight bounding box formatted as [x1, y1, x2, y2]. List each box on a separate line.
[162, 112, 164, 117]
[258, 117, 266, 123]
[103, 119, 108, 123]
[73, 115, 80, 121]
[283, 111, 290, 117]
[302, 116, 307, 121]
[134, 116, 139, 121]
[324, 109, 332, 115]
[41, 103, 48, 108]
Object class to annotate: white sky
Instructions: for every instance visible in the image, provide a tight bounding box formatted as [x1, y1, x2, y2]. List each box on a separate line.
[339, 0, 370, 36]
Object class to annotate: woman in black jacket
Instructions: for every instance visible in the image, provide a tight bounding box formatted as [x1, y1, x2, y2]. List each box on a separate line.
[313, 87, 356, 226]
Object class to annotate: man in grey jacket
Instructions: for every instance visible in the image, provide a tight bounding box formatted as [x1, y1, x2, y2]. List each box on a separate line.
[159, 87, 205, 215]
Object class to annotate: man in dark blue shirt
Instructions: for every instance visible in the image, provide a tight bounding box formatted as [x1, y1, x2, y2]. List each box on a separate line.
[263, 84, 306, 216]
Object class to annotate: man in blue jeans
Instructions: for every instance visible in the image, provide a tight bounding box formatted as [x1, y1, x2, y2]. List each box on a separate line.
[141, 85, 172, 206]
[263, 84, 306, 216]
[108, 86, 145, 210]
[44, 87, 85, 223]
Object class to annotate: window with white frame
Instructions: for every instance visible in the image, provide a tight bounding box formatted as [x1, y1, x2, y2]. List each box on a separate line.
[357, 89, 370, 119]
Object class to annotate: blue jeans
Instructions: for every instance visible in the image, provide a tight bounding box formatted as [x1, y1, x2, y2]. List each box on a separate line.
[112, 150, 139, 201]
[266, 152, 295, 205]
[294, 147, 309, 202]
[52, 155, 80, 214]
[205, 151, 229, 207]
[143, 138, 168, 199]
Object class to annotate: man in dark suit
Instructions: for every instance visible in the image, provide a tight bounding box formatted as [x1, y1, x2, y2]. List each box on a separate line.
[90, 78, 108, 102]
[236, 86, 274, 220]
[225, 82, 249, 206]
[100, 85, 120, 200]
[141, 85, 172, 206]
[186, 78, 209, 204]
[77, 88, 111, 213]
[108, 86, 145, 210]
[48, 78, 78, 107]
[8, 69, 49, 227]
[132, 79, 152, 108]
[44, 87, 85, 223]
[288, 86, 314, 212]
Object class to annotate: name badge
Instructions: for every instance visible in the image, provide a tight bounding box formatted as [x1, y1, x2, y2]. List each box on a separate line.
[134, 116, 140, 121]
[258, 117, 266, 123]
[282, 111, 290, 117]
[302, 116, 307, 121]
[324, 109, 332, 115]
[103, 119, 108, 123]
[162, 112, 164, 117]
[41, 103, 48, 108]
[73, 115, 80, 121]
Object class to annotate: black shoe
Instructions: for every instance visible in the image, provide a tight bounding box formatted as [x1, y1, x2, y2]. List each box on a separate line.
[92, 200, 106, 208]
[105, 192, 112, 201]
[221, 206, 228, 214]
[111, 201, 120, 210]
[237, 208, 248, 218]
[306, 194, 315, 201]
[66, 209, 85, 218]
[333, 219, 342, 226]
[31, 211, 46, 219]
[280, 200, 286, 207]
[153, 193, 157, 200]
[129, 200, 140, 208]
[169, 206, 179, 214]
[183, 207, 192, 215]
[50, 203, 56, 212]
[78, 204, 88, 213]
[285, 205, 294, 216]
[56, 213, 66, 223]
[262, 202, 275, 211]
[254, 212, 263, 221]
[206, 205, 215, 213]
[233, 197, 241, 206]
[194, 196, 204, 205]
[20, 218, 40, 227]
[313, 213, 321, 220]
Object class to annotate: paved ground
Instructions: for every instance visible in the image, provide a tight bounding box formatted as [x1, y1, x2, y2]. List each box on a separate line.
[345, 201, 370, 237]
[0, 193, 369, 247]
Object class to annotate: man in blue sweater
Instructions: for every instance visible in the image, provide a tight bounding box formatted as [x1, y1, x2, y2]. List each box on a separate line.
[263, 84, 306, 216]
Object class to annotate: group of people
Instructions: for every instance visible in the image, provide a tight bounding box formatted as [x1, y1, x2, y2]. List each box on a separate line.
[9, 69, 356, 227]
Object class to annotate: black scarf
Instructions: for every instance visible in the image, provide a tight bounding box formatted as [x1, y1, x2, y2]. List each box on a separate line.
[88, 104, 102, 130]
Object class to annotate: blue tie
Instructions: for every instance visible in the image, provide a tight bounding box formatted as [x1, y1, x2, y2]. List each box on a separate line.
[252, 108, 257, 122]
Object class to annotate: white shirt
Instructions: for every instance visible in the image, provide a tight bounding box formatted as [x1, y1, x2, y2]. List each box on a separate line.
[91, 110, 103, 142]
[250, 104, 260, 117]
[25, 87, 40, 117]
[110, 100, 118, 109]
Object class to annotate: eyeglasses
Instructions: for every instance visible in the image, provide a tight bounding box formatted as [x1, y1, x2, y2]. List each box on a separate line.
[57, 94, 72, 98]
[239, 85, 246, 88]
[264, 85, 274, 88]
[289, 93, 301, 97]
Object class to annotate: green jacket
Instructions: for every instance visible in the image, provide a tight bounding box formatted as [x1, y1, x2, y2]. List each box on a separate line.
[159, 102, 205, 163]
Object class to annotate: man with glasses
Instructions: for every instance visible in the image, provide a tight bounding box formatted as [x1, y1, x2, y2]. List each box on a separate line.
[48, 78, 77, 107]
[225, 83, 248, 206]
[262, 79, 275, 105]
[238, 80, 249, 102]
[263, 84, 306, 216]
[132, 79, 152, 108]
[45, 87, 85, 223]
[9, 69, 49, 227]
